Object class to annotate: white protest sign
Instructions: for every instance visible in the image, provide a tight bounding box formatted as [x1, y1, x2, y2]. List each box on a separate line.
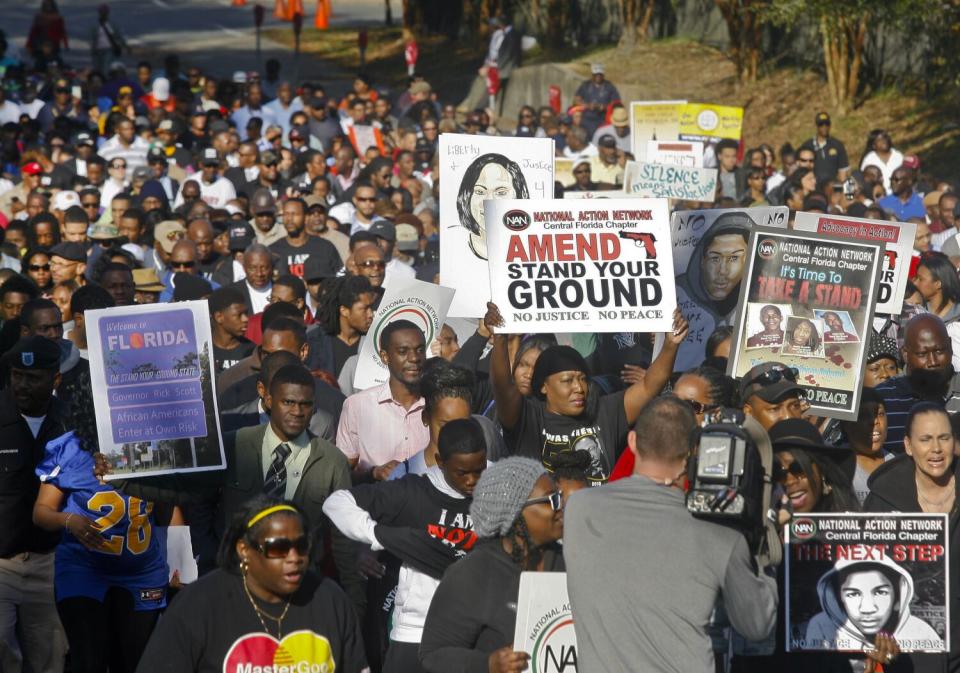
[794, 212, 916, 316]
[629, 100, 687, 160]
[164, 525, 199, 584]
[646, 140, 704, 167]
[622, 161, 718, 201]
[86, 301, 226, 480]
[485, 198, 675, 333]
[513, 572, 579, 673]
[353, 280, 455, 391]
[439, 134, 554, 317]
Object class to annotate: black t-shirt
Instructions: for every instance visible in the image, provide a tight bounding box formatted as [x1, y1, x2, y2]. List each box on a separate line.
[503, 391, 628, 485]
[136, 568, 367, 673]
[269, 236, 341, 279]
[213, 339, 255, 374]
[331, 337, 359, 378]
[799, 136, 850, 183]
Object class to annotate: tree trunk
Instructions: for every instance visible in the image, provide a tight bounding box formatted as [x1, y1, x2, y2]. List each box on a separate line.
[715, 0, 762, 83]
[620, 0, 637, 46]
[546, 0, 565, 47]
[819, 11, 869, 114]
[401, 0, 419, 41]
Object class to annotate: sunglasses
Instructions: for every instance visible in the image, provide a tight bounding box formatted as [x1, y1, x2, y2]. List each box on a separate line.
[111, 163, 127, 169]
[746, 366, 799, 389]
[172, 261, 196, 269]
[252, 535, 310, 559]
[358, 260, 385, 269]
[28, 264, 51, 272]
[773, 462, 807, 484]
[356, 196, 376, 203]
[82, 201, 99, 208]
[524, 490, 563, 511]
[685, 399, 719, 415]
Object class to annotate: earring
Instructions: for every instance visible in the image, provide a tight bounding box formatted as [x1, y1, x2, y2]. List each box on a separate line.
[822, 480, 833, 495]
[240, 557, 249, 574]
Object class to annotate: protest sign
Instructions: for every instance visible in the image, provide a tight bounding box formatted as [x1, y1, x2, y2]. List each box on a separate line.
[485, 198, 675, 333]
[353, 279, 455, 390]
[646, 140, 704, 167]
[794, 212, 916, 316]
[563, 190, 643, 200]
[622, 161, 718, 201]
[439, 134, 554, 317]
[86, 301, 225, 479]
[729, 227, 882, 420]
[786, 513, 949, 653]
[661, 207, 789, 371]
[555, 157, 575, 188]
[514, 572, 579, 673]
[629, 100, 686, 160]
[678, 103, 744, 145]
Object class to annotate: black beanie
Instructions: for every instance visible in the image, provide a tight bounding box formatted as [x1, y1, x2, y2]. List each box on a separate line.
[531, 345, 589, 400]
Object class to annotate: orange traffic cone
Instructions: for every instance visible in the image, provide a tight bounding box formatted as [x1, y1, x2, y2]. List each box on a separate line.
[274, 0, 287, 20]
[232, 0, 246, 6]
[315, 0, 330, 29]
[285, 0, 303, 20]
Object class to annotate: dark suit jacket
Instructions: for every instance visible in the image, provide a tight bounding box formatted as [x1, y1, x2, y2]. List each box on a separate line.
[228, 279, 258, 317]
[220, 397, 337, 442]
[497, 27, 522, 79]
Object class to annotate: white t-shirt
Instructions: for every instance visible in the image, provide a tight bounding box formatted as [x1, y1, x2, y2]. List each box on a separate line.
[247, 281, 271, 315]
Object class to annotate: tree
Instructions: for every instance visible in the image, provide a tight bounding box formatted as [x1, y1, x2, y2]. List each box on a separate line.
[619, 0, 657, 47]
[715, 0, 764, 83]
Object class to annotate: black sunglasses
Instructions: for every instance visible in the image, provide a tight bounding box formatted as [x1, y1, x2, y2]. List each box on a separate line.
[685, 399, 719, 415]
[252, 535, 310, 559]
[746, 366, 799, 389]
[172, 261, 196, 269]
[524, 490, 563, 511]
[773, 462, 807, 484]
[28, 263, 51, 272]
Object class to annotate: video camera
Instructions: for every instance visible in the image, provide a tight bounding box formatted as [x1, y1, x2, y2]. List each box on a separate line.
[686, 409, 782, 567]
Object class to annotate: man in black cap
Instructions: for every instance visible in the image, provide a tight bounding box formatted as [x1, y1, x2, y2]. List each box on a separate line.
[50, 242, 88, 287]
[242, 150, 288, 201]
[592, 134, 625, 186]
[179, 148, 236, 209]
[249, 188, 285, 246]
[0, 336, 69, 673]
[369, 221, 415, 288]
[740, 362, 807, 431]
[270, 198, 341, 280]
[799, 112, 850, 184]
[303, 254, 337, 316]
[213, 222, 255, 287]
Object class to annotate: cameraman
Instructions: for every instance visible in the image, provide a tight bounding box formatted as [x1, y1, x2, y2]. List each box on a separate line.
[565, 396, 778, 673]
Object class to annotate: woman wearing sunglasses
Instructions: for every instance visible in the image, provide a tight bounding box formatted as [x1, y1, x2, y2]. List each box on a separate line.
[137, 496, 369, 673]
[420, 458, 564, 673]
[23, 248, 54, 294]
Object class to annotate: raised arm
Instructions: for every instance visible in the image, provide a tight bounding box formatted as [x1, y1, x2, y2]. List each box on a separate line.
[623, 310, 688, 425]
[485, 303, 524, 430]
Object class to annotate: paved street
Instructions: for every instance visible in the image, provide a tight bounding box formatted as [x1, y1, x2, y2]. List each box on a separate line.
[4, 0, 400, 88]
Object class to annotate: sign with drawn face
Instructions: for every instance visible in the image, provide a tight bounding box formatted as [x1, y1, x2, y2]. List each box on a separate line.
[440, 134, 554, 317]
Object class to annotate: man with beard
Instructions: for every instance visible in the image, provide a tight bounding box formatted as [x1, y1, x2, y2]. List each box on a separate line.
[821, 311, 858, 343]
[746, 305, 785, 348]
[674, 212, 751, 370]
[875, 314, 960, 453]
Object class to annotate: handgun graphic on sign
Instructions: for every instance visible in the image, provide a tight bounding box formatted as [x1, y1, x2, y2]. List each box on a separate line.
[884, 250, 897, 269]
[619, 231, 658, 259]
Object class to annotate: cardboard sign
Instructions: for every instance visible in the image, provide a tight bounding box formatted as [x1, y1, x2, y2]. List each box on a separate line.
[86, 301, 226, 479]
[514, 572, 579, 673]
[353, 279, 455, 391]
[663, 206, 789, 371]
[786, 514, 949, 653]
[729, 227, 882, 420]
[794, 213, 916, 316]
[678, 103, 744, 144]
[646, 140, 704, 167]
[629, 100, 687, 160]
[622, 161, 718, 201]
[485, 198, 675, 333]
[439, 134, 554, 317]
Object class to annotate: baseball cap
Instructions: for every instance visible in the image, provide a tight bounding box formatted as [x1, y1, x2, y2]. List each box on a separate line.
[50, 241, 86, 263]
[201, 148, 220, 166]
[251, 188, 276, 215]
[132, 166, 152, 181]
[260, 150, 278, 166]
[154, 220, 186, 253]
[598, 134, 617, 148]
[21, 162, 42, 176]
[739, 362, 804, 403]
[369, 221, 396, 242]
[3, 336, 61, 371]
[227, 222, 255, 251]
[74, 132, 95, 147]
[591, 63, 605, 75]
[415, 138, 433, 153]
[147, 147, 167, 163]
[209, 119, 230, 135]
[815, 112, 831, 126]
[157, 119, 175, 132]
[87, 222, 121, 240]
[303, 255, 337, 282]
[52, 190, 80, 211]
[152, 77, 170, 102]
[611, 107, 629, 128]
[133, 267, 166, 292]
[395, 223, 419, 252]
[289, 125, 307, 141]
[410, 81, 431, 97]
[767, 419, 833, 454]
[303, 196, 327, 211]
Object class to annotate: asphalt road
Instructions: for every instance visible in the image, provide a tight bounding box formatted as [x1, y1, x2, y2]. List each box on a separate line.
[5, 0, 401, 86]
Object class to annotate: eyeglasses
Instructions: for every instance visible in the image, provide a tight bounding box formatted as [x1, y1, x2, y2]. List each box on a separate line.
[172, 261, 196, 269]
[251, 535, 310, 559]
[746, 366, 799, 388]
[773, 462, 807, 484]
[110, 163, 126, 169]
[524, 490, 563, 511]
[356, 196, 376, 203]
[82, 201, 99, 208]
[28, 264, 51, 272]
[358, 260, 385, 269]
[685, 399, 719, 415]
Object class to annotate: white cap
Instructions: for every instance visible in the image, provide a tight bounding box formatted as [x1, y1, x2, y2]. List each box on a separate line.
[152, 77, 170, 102]
[232, 70, 248, 84]
[52, 190, 80, 211]
[591, 63, 605, 75]
[121, 243, 145, 264]
[224, 204, 243, 216]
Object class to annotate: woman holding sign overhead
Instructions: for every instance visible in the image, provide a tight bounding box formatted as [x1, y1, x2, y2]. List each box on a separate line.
[483, 302, 687, 484]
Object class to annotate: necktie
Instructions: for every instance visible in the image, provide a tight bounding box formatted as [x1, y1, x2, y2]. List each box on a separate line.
[264, 443, 291, 498]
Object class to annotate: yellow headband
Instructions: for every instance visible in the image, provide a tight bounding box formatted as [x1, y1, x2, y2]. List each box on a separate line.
[246, 505, 298, 529]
